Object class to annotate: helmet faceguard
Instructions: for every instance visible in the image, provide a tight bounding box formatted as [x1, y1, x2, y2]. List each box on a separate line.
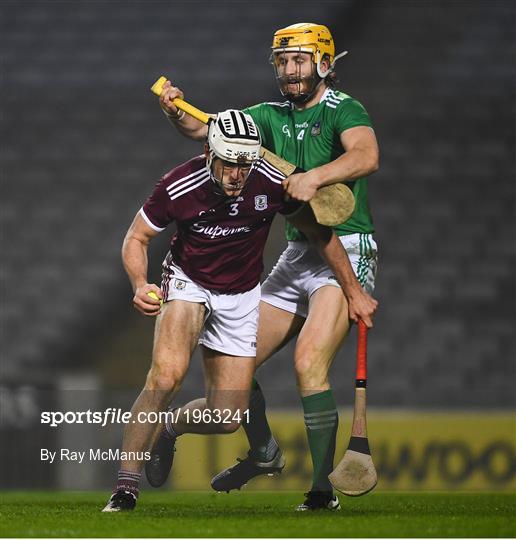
[270, 49, 321, 104]
[270, 23, 348, 103]
[206, 110, 261, 195]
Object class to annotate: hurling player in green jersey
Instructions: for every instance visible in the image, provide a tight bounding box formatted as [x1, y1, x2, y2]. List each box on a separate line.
[157, 23, 379, 511]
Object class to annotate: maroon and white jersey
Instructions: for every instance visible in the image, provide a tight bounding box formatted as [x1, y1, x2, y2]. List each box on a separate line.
[141, 155, 300, 293]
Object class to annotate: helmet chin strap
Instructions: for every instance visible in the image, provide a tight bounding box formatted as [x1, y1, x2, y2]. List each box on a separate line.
[316, 50, 348, 78]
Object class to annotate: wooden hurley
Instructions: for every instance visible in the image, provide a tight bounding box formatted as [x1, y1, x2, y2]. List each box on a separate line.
[329, 320, 378, 496]
[150, 76, 355, 227]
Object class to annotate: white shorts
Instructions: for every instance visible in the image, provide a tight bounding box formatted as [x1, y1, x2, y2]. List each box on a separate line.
[161, 261, 260, 357]
[261, 233, 378, 318]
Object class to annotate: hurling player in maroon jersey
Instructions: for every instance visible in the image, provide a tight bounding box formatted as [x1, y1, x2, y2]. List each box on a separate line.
[103, 110, 376, 511]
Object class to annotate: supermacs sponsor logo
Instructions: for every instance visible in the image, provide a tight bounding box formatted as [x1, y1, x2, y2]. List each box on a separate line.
[190, 221, 251, 239]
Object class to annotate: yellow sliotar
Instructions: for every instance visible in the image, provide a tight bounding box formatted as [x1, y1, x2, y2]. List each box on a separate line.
[147, 291, 163, 305]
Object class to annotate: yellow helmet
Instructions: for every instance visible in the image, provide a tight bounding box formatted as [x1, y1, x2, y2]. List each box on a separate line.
[270, 23, 347, 102]
[272, 23, 335, 63]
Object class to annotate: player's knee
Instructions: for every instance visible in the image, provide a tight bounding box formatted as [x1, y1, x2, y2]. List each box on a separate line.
[218, 420, 241, 434]
[294, 352, 328, 389]
[294, 354, 318, 378]
[145, 363, 184, 393]
[205, 399, 244, 434]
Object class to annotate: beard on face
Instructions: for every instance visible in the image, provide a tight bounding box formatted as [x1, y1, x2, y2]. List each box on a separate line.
[280, 74, 321, 104]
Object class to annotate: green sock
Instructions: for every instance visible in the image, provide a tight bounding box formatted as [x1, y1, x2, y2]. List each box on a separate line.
[302, 389, 338, 492]
[243, 379, 278, 462]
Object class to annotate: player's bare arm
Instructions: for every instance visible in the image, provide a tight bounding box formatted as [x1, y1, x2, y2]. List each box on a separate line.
[159, 79, 208, 141]
[315, 232, 378, 328]
[122, 213, 163, 316]
[283, 126, 379, 202]
[287, 206, 378, 327]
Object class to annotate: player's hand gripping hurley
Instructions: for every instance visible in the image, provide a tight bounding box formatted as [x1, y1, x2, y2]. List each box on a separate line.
[329, 320, 377, 496]
[151, 76, 355, 227]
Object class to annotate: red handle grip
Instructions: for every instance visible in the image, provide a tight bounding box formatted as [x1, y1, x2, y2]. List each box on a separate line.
[356, 319, 368, 381]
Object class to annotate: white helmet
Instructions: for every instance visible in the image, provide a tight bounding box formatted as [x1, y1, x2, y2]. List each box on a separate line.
[207, 109, 261, 165]
[206, 109, 261, 194]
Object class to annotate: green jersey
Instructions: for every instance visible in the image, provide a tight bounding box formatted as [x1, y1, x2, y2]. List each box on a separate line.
[244, 88, 374, 240]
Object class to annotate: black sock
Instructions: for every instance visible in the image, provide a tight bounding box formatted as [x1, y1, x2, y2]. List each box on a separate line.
[244, 379, 278, 462]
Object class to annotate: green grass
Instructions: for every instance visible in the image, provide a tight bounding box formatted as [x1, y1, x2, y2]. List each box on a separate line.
[0, 491, 514, 538]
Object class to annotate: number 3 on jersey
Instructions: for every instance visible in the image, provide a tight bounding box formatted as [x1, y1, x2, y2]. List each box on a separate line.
[229, 203, 239, 216]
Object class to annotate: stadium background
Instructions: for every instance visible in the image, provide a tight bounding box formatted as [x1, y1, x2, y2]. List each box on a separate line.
[1, 0, 514, 494]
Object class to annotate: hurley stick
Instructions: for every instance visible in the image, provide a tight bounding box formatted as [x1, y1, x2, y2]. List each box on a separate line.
[329, 320, 377, 496]
[150, 76, 355, 227]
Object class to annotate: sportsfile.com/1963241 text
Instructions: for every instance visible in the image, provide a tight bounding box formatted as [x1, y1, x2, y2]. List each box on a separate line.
[40, 408, 250, 428]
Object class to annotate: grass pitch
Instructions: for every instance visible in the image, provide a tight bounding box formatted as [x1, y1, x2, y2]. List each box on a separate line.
[0, 491, 514, 538]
